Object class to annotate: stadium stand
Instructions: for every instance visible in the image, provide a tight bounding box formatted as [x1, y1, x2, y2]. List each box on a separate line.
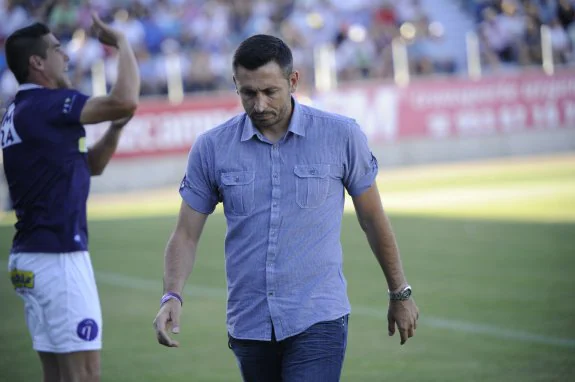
[0, 0, 574, 100]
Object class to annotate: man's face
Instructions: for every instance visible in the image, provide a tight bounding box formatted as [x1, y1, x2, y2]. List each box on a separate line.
[234, 61, 298, 131]
[36, 34, 71, 89]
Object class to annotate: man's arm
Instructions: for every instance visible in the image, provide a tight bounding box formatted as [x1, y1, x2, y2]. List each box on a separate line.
[79, 13, 140, 125]
[153, 201, 209, 347]
[163, 201, 209, 295]
[352, 183, 407, 291]
[352, 182, 419, 345]
[87, 115, 132, 176]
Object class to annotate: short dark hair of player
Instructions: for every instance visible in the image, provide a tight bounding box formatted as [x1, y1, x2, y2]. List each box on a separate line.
[232, 34, 293, 79]
[5, 22, 51, 84]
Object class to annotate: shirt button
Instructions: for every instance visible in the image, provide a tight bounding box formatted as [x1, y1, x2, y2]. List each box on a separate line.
[310, 169, 317, 175]
[268, 292, 274, 296]
[234, 176, 239, 182]
[272, 202, 278, 207]
[273, 173, 278, 178]
[273, 145, 278, 150]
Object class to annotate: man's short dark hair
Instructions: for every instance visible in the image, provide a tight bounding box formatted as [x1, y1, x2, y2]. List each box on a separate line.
[232, 34, 293, 78]
[5, 23, 51, 84]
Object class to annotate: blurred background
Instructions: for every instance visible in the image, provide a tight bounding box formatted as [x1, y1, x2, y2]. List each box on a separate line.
[0, 1, 574, 381]
[1, 0, 575, 97]
[1, 0, 573, 194]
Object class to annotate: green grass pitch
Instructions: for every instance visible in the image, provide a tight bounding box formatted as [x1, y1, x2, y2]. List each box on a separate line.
[1, 154, 574, 381]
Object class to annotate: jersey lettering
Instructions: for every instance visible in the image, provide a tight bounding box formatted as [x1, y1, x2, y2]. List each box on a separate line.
[1, 103, 22, 149]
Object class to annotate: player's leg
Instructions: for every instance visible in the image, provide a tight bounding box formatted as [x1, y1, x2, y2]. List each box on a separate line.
[56, 350, 101, 382]
[50, 251, 103, 381]
[37, 351, 60, 382]
[281, 315, 349, 382]
[9, 252, 103, 381]
[9, 253, 64, 381]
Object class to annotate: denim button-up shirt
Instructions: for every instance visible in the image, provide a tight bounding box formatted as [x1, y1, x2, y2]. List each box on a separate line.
[180, 98, 378, 341]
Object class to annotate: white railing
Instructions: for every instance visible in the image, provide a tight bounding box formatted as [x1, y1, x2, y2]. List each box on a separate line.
[313, 44, 337, 92]
[540, 25, 554, 76]
[466, 31, 482, 80]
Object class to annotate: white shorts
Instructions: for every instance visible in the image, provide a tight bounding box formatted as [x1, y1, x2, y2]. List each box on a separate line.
[8, 251, 102, 353]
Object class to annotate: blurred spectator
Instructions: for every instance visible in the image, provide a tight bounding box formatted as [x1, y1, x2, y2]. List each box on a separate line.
[111, 9, 146, 49]
[469, 0, 575, 70]
[65, 28, 105, 94]
[557, 0, 575, 28]
[0, 0, 447, 99]
[520, 15, 543, 64]
[0, 0, 29, 38]
[537, 0, 558, 24]
[2, 0, 573, 101]
[49, 0, 79, 40]
[395, 0, 426, 24]
[549, 16, 571, 62]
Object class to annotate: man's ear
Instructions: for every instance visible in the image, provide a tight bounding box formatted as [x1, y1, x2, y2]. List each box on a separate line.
[232, 76, 239, 94]
[29, 55, 44, 71]
[289, 71, 299, 93]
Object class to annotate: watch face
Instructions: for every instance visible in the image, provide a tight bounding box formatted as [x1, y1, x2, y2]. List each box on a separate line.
[391, 286, 412, 300]
[402, 288, 412, 299]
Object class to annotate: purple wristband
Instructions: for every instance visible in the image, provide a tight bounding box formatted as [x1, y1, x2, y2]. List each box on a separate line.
[161, 292, 183, 307]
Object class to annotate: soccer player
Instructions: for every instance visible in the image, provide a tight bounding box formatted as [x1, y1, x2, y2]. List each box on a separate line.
[2, 13, 140, 382]
[153, 34, 419, 381]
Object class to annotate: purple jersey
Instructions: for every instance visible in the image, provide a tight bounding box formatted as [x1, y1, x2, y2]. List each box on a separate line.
[1, 84, 90, 253]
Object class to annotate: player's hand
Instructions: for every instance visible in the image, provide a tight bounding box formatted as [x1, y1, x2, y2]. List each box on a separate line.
[90, 12, 125, 48]
[153, 299, 182, 347]
[388, 298, 419, 345]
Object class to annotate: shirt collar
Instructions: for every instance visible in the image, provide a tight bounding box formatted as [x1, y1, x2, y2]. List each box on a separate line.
[241, 96, 306, 142]
[17, 83, 44, 92]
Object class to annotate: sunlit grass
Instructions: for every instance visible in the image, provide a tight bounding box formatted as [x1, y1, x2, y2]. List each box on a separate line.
[1, 154, 573, 225]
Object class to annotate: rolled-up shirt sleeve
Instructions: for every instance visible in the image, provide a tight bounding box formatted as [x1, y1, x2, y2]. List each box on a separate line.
[179, 133, 219, 214]
[343, 122, 379, 196]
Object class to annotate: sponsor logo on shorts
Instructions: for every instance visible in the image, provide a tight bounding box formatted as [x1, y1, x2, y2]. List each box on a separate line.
[77, 319, 99, 341]
[10, 270, 34, 289]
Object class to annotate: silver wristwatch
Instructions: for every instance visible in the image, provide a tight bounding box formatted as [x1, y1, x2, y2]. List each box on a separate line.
[388, 285, 412, 301]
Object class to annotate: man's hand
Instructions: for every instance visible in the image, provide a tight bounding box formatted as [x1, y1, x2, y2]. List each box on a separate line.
[153, 299, 182, 348]
[388, 298, 419, 345]
[90, 12, 125, 48]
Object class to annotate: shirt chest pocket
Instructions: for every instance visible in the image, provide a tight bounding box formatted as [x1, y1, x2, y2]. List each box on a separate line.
[220, 171, 255, 216]
[294, 164, 330, 208]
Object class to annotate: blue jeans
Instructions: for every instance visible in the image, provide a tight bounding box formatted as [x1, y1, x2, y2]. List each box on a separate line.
[228, 315, 349, 382]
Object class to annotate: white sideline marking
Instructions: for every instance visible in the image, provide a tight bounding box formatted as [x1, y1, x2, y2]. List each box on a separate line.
[96, 271, 575, 349]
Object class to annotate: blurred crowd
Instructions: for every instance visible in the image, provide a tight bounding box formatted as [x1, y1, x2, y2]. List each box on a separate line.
[463, 0, 575, 69]
[0, 0, 449, 100]
[0, 0, 574, 101]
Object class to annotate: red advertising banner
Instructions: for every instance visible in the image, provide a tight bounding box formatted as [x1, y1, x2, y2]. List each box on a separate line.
[85, 94, 243, 158]
[395, 69, 575, 140]
[86, 69, 575, 159]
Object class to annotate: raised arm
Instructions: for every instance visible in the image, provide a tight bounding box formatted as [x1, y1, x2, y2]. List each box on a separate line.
[87, 115, 132, 176]
[79, 13, 140, 125]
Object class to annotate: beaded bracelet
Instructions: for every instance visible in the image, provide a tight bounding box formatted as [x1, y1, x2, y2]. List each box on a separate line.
[160, 292, 183, 307]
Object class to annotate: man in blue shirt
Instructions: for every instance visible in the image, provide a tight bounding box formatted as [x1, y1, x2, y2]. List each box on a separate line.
[153, 34, 419, 381]
[2, 13, 140, 382]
